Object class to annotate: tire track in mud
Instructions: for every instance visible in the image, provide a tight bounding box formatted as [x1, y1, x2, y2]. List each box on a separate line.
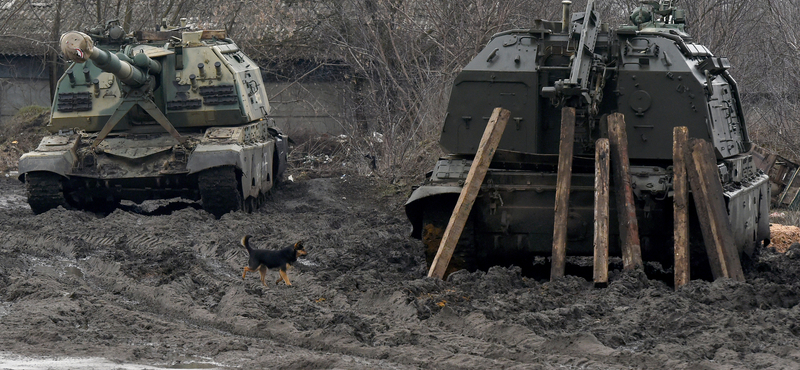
[0, 178, 417, 368]
[83, 256, 121, 278]
[76, 263, 415, 368]
[2, 177, 800, 369]
[0, 234, 75, 258]
[80, 235, 119, 249]
[126, 234, 167, 252]
[54, 218, 278, 348]
[0, 186, 690, 370]
[69, 227, 434, 368]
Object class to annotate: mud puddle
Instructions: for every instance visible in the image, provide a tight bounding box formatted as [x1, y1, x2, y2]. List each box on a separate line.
[0, 352, 223, 369]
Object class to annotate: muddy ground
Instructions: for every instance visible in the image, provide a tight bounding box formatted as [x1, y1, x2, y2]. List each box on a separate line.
[0, 174, 799, 369]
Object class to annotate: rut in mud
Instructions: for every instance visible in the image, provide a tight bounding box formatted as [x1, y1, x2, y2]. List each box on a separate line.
[0, 175, 799, 369]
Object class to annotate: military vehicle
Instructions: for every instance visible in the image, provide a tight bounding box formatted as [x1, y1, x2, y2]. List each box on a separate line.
[18, 20, 288, 218]
[405, 0, 770, 275]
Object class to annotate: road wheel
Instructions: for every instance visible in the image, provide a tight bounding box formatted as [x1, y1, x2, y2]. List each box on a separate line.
[421, 207, 477, 278]
[198, 166, 243, 218]
[25, 172, 68, 214]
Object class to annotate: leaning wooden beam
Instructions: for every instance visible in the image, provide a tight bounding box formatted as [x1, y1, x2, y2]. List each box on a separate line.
[593, 138, 610, 286]
[428, 107, 511, 279]
[684, 138, 725, 279]
[685, 138, 745, 281]
[673, 127, 690, 288]
[607, 113, 643, 270]
[551, 107, 577, 280]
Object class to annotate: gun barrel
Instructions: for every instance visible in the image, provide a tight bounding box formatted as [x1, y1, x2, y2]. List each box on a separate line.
[60, 31, 159, 88]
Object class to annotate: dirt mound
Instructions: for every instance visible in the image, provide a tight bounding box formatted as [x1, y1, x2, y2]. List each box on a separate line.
[770, 223, 800, 253]
[0, 176, 799, 369]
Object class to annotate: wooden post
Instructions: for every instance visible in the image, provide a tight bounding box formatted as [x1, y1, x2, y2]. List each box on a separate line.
[428, 107, 511, 279]
[593, 138, 610, 286]
[551, 107, 576, 280]
[673, 127, 690, 288]
[607, 113, 643, 270]
[684, 138, 745, 281]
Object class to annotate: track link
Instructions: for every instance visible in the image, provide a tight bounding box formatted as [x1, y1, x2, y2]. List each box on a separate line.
[25, 172, 68, 214]
[198, 166, 243, 218]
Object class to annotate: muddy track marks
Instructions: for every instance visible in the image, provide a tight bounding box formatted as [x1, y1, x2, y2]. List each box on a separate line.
[0, 177, 799, 369]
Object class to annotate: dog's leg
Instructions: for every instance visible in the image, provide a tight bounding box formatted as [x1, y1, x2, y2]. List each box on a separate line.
[243, 266, 258, 280]
[278, 268, 292, 286]
[257, 266, 268, 286]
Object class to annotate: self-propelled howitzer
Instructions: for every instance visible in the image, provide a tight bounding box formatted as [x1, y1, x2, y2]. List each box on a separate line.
[405, 0, 770, 277]
[19, 21, 288, 217]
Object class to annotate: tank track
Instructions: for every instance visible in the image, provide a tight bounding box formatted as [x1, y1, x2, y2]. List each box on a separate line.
[198, 166, 243, 218]
[25, 172, 68, 214]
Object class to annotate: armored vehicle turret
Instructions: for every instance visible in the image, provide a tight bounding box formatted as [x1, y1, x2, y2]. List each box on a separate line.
[405, 0, 770, 276]
[19, 20, 288, 217]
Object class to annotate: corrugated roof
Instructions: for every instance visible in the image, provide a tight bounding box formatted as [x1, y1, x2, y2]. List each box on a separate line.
[0, 0, 73, 55]
[0, 0, 351, 74]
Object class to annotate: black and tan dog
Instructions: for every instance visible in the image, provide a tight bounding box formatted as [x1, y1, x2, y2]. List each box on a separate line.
[241, 235, 307, 286]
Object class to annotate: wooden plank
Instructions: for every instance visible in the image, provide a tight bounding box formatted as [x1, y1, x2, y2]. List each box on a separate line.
[778, 170, 800, 206]
[428, 107, 511, 279]
[673, 127, 690, 289]
[550, 107, 577, 280]
[607, 113, 643, 270]
[785, 171, 800, 209]
[684, 138, 745, 281]
[135, 30, 176, 41]
[201, 30, 228, 39]
[136, 29, 228, 41]
[684, 139, 725, 279]
[593, 138, 610, 286]
[749, 144, 777, 175]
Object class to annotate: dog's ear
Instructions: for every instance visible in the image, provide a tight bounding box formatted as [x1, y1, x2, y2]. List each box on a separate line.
[294, 241, 304, 250]
[241, 235, 252, 247]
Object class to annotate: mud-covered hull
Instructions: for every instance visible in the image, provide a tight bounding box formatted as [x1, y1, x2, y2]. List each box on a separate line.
[19, 119, 288, 216]
[405, 1, 771, 275]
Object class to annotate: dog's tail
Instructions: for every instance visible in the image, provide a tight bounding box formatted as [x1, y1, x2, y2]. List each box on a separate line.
[241, 235, 253, 253]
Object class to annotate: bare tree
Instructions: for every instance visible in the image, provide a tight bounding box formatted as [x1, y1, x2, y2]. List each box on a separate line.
[287, 0, 569, 181]
[48, 0, 63, 101]
[741, 0, 800, 159]
[4, 0, 799, 178]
